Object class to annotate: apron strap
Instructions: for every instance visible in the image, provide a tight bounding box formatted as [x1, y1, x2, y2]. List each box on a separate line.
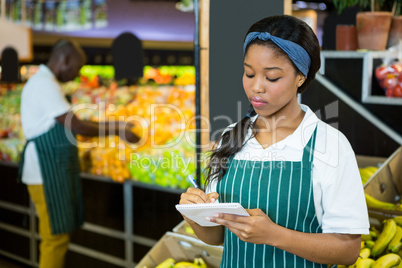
[17, 139, 32, 182]
[302, 125, 318, 164]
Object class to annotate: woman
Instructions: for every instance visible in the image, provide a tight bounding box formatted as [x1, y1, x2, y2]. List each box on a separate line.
[179, 15, 369, 267]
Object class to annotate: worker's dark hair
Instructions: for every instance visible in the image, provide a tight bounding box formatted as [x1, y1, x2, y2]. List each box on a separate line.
[49, 39, 86, 63]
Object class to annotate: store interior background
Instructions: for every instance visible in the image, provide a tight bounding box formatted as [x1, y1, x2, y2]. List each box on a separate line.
[0, 0, 401, 267]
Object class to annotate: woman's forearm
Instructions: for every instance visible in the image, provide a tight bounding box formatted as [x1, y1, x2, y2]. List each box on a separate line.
[185, 218, 225, 246]
[272, 225, 361, 265]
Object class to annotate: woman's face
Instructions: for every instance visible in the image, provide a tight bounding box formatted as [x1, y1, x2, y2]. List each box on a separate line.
[243, 44, 304, 118]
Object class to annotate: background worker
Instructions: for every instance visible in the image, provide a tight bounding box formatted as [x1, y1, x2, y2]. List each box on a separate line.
[19, 39, 139, 268]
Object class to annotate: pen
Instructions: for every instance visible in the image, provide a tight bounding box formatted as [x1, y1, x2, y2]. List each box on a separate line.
[186, 175, 199, 189]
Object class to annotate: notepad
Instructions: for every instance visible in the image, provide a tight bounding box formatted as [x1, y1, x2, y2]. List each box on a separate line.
[175, 202, 249, 227]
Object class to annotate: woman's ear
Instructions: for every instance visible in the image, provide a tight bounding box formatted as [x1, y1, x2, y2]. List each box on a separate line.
[297, 75, 306, 87]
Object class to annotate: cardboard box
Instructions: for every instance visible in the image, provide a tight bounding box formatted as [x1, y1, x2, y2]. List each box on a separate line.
[356, 155, 386, 169]
[172, 220, 198, 239]
[364, 147, 402, 202]
[363, 146, 402, 227]
[356, 154, 386, 187]
[136, 232, 223, 268]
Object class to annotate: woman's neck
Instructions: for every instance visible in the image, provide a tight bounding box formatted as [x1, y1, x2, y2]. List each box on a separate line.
[256, 98, 304, 133]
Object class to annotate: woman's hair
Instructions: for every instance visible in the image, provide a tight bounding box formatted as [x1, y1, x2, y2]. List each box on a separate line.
[205, 15, 321, 186]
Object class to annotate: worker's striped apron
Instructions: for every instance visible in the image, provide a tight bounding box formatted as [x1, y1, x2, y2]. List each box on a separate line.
[18, 122, 84, 235]
[217, 126, 326, 268]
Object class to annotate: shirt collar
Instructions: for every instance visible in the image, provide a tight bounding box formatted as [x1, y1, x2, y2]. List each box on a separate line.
[247, 104, 320, 150]
[38, 64, 56, 80]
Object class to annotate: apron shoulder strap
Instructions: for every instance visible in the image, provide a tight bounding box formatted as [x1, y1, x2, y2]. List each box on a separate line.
[302, 125, 318, 164]
[17, 139, 33, 182]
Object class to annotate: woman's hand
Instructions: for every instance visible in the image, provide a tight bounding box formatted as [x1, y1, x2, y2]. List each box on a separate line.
[207, 208, 278, 245]
[178, 188, 224, 245]
[179, 188, 219, 205]
[179, 188, 219, 225]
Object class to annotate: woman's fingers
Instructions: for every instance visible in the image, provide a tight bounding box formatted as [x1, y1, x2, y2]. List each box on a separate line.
[207, 192, 219, 203]
[179, 187, 210, 204]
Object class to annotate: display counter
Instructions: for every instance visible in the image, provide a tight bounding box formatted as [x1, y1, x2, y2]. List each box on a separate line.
[0, 161, 184, 267]
[0, 65, 199, 267]
[0, 64, 202, 188]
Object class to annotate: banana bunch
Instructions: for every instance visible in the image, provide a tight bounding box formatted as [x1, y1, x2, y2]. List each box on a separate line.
[336, 217, 402, 268]
[156, 257, 207, 268]
[156, 258, 176, 268]
[365, 193, 402, 211]
[359, 166, 379, 185]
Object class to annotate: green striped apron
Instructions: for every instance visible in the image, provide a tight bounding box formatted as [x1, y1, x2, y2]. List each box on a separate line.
[18, 122, 84, 235]
[217, 126, 326, 268]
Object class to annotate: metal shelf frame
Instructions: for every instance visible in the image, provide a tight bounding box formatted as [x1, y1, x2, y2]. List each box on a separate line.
[0, 165, 186, 268]
[320, 50, 402, 106]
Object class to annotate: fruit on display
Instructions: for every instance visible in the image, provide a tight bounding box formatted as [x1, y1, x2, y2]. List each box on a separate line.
[354, 257, 375, 267]
[0, 84, 26, 162]
[373, 254, 401, 268]
[156, 257, 207, 268]
[141, 65, 195, 86]
[365, 193, 402, 211]
[184, 224, 195, 235]
[372, 219, 397, 257]
[72, 83, 198, 187]
[388, 226, 402, 253]
[359, 166, 379, 185]
[375, 62, 402, 98]
[0, 65, 200, 189]
[69, 65, 198, 187]
[336, 217, 402, 267]
[156, 258, 176, 268]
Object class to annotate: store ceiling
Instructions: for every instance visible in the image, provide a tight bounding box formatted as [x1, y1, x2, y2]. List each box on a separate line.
[33, 0, 195, 47]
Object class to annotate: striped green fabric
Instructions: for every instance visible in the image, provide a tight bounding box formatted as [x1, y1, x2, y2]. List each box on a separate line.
[33, 122, 84, 235]
[217, 127, 326, 268]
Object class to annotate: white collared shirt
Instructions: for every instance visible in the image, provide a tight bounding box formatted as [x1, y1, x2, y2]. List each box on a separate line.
[20, 64, 71, 184]
[207, 104, 369, 235]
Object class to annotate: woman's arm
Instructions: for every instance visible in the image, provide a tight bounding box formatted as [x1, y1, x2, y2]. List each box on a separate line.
[55, 112, 139, 143]
[185, 220, 225, 246]
[179, 188, 225, 245]
[208, 208, 361, 265]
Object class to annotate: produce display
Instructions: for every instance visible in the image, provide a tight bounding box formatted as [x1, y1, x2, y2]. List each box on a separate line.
[73, 83, 198, 188]
[359, 166, 379, 186]
[156, 257, 207, 268]
[0, 84, 25, 162]
[365, 193, 402, 211]
[336, 216, 402, 268]
[375, 61, 402, 98]
[0, 65, 202, 189]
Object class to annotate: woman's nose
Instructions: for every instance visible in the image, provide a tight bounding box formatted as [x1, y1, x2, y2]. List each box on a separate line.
[252, 77, 265, 93]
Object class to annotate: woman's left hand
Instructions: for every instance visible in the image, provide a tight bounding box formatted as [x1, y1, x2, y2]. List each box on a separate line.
[208, 208, 278, 245]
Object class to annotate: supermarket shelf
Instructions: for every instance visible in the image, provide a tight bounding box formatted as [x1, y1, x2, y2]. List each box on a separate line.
[0, 161, 18, 168]
[68, 244, 126, 267]
[320, 50, 402, 106]
[0, 250, 33, 267]
[0, 162, 184, 268]
[315, 73, 402, 145]
[80, 172, 185, 195]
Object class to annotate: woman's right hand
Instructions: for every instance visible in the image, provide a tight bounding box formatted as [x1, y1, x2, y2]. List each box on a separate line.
[179, 188, 219, 205]
[179, 188, 219, 224]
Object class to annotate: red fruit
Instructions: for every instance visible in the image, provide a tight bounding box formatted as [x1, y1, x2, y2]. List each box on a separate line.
[393, 83, 402, 98]
[375, 65, 388, 80]
[398, 72, 402, 83]
[391, 63, 402, 73]
[382, 76, 398, 89]
[386, 86, 394, 97]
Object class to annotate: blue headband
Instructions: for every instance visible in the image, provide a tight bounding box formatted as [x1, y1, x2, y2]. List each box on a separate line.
[243, 32, 311, 77]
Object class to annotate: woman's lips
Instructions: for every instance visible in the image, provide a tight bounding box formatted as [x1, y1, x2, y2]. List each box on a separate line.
[250, 96, 268, 107]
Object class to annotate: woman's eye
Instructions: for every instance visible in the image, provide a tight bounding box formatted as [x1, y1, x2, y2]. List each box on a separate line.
[267, 77, 280, 82]
[245, 74, 254, 78]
